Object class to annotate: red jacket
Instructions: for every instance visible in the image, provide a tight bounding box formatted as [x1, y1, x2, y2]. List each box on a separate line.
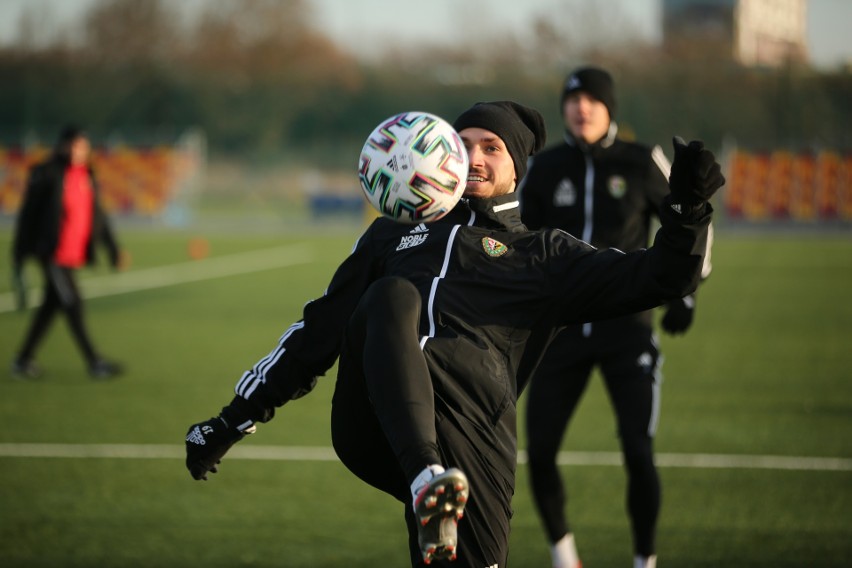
[12, 157, 119, 269]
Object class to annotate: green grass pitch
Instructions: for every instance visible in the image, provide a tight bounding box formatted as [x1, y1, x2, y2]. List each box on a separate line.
[0, 224, 850, 567]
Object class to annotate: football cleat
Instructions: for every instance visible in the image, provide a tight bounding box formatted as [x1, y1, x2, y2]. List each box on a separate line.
[413, 468, 469, 564]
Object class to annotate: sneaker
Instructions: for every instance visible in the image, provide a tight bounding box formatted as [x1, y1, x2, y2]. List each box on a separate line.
[551, 533, 582, 568]
[11, 359, 41, 380]
[89, 359, 123, 380]
[413, 467, 470, 564]
[634, 555, 657, 568]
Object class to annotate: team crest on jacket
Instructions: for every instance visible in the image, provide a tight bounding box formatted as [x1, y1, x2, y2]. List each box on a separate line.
[481, 237, 508, 257]
[608, 175, 627, 198]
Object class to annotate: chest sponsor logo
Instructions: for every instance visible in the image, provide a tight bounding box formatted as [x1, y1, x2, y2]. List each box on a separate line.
[397, 233, 428, 250]
[608, 175, 627, 198]
[481, 236, 508, 257]
[553, 178, 577, 206]
[397, 224, 429, 250]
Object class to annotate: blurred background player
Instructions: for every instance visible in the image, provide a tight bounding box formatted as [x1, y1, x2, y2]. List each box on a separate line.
[519, 67, 713, 568]
[11, 125, 125, 380]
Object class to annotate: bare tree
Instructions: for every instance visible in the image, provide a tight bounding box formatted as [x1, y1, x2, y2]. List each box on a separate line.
[81, 0, 182, 66]
[14, 1, 68, 52]
[189, 0, 356, 86]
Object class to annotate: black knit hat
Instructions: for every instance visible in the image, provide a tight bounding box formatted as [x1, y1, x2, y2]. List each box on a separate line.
[53, 124, 87, 163]
[561, 67, 616, 118]
[452, 101, 546, 182]
[56, 124, 86, 147]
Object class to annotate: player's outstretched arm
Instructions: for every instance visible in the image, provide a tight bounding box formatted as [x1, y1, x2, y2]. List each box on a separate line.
[554, 137, 724, 325]
[183, 226, 384, 481]
[655, 137, 722, 332]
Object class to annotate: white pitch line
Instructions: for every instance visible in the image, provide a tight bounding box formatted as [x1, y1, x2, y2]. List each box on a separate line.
[0, 243, 314, 314]
[0, 443, 339, 461]
[521, 450, 852, 472]
[0, 444, 849, 472]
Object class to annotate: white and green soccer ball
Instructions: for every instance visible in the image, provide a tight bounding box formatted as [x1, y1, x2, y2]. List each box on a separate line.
[358, 111, 469, 224]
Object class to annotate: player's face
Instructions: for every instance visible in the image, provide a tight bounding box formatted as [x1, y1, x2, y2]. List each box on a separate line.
[459, 127, 517, 199]
[563, 92, 610, 144]
[69, 136, 91, 166]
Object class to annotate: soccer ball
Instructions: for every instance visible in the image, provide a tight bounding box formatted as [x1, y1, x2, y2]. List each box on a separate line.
[359, 111, 469, 224]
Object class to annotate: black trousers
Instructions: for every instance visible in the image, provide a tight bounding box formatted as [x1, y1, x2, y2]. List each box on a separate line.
[330, 277, 513, 567]
[525, 321, 662, 557]
[17, 261, 99, 366]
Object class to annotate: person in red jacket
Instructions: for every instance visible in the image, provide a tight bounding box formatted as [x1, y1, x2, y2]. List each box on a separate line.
[11, 125, 124, 380]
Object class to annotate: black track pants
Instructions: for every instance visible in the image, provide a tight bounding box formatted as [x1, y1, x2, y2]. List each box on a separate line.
[526, 323, 661, 557]
[17, 262, 98, 366]
[330, 277, 513, 567]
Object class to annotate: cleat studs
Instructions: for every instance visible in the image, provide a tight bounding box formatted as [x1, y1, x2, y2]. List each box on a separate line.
[417, 471, 468, 566]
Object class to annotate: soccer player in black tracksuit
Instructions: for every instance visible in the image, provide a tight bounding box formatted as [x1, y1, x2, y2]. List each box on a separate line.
[11, 125, 124, 380]
[519, 68, 713, 568]
[184, 101, 723, 568]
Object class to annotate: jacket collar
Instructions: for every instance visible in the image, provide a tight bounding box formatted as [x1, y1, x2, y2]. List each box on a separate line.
[462, 192, 526, 232]
[563, 121, 618, 152]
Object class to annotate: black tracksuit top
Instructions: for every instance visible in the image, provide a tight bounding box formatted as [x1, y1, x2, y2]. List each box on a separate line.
[519, 132, 676, 331]
[520, 133, 671, 252]
[235, 192, 711, 456]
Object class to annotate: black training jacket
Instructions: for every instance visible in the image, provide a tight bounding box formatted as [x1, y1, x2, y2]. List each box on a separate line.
[233, 192, 710, 456]
[520, 128, 712, 330]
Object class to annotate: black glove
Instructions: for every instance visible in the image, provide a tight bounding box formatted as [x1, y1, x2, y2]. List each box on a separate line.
[185, 413, 256, 480]
[661, 294, 695, 335]
[669, 137, 725, 208]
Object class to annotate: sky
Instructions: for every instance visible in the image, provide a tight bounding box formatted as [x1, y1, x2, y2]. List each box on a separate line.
[0, 0, 849, 68]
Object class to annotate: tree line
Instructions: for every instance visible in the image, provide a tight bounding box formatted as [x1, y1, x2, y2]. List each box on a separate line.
[1, 0, 849, 169]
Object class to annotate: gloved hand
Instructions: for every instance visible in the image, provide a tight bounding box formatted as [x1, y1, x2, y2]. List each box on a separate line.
[185, 414, 256, 480]
[669, 137, 726, 207]
[661, 294, 695, 335]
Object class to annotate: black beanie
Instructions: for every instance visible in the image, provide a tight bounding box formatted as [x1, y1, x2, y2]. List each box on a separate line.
[56, 124, 85, 147]
[561, 67, 616, 119]
[53, 124, 87, 163]
[452, 101, 546, 182]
